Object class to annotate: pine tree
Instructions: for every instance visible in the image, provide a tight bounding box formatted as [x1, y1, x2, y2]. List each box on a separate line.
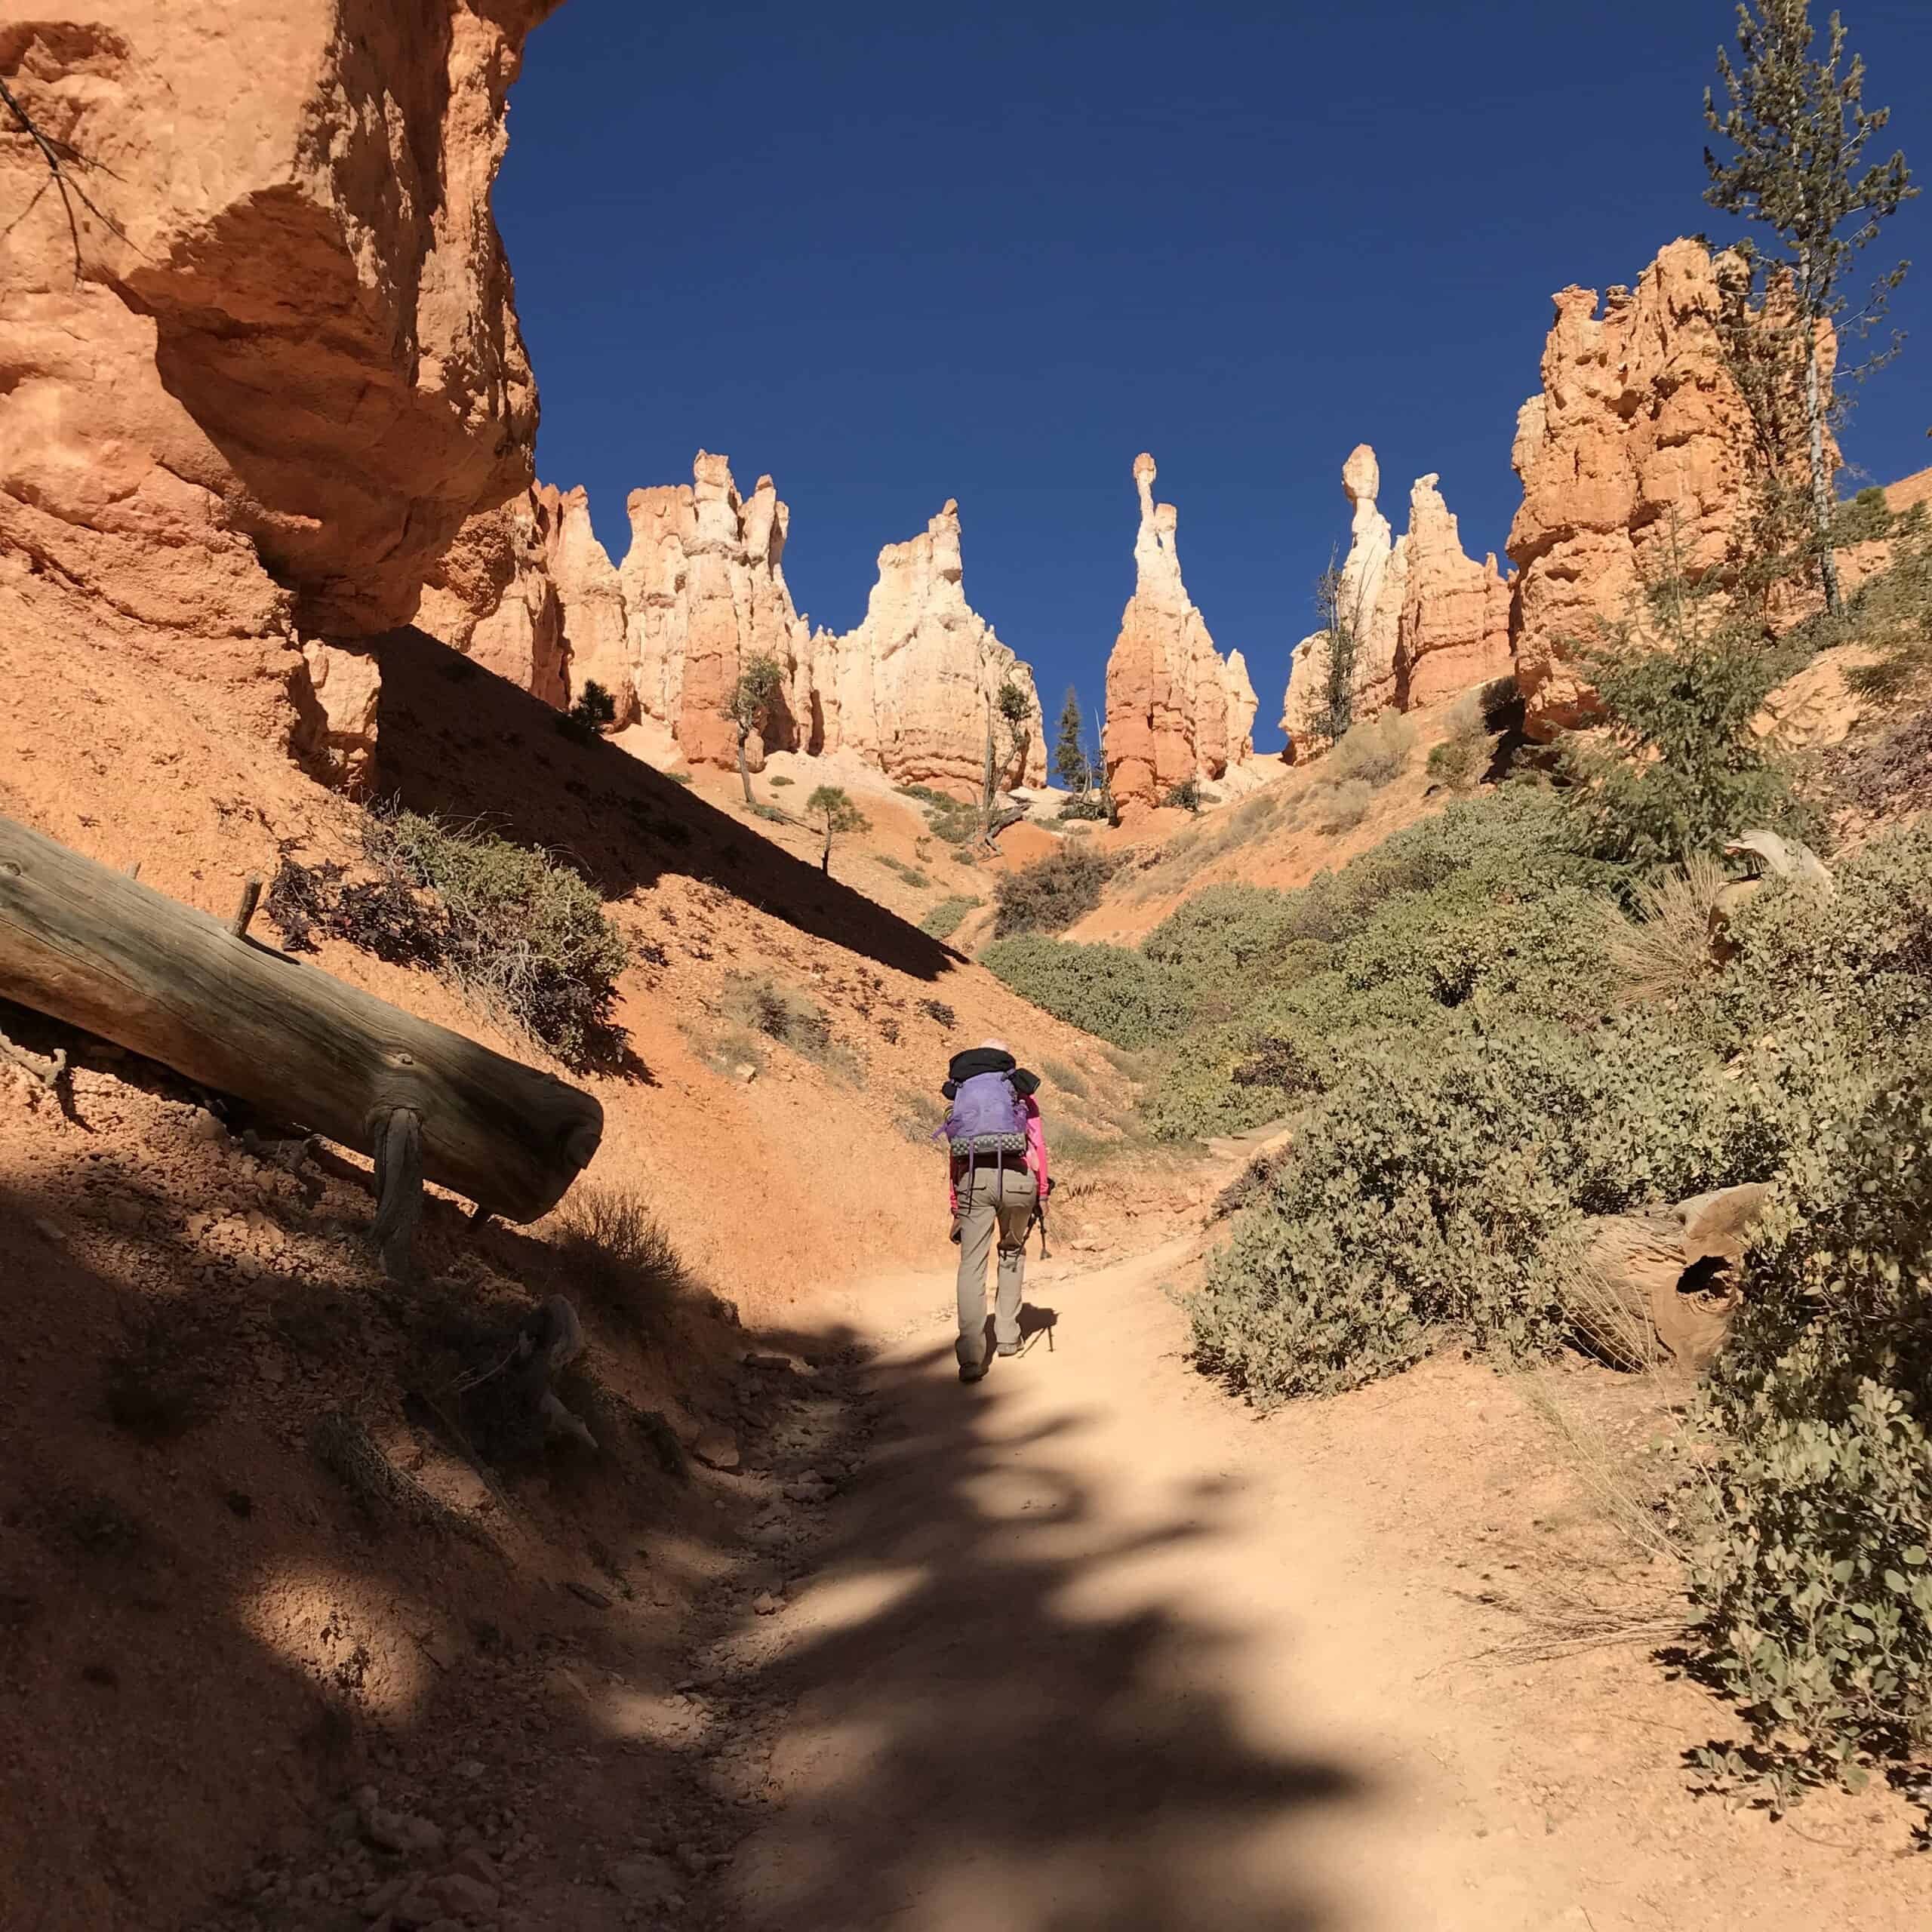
[1704, 0, 1915, 617]
[1054, 687, 1088, 793]
[718, 653, 784, 805]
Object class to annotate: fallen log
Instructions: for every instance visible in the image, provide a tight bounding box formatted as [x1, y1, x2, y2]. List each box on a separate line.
[0, 814, 602, 1224]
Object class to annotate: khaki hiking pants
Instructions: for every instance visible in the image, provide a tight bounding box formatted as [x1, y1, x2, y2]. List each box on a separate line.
[955, 1158, 1038, 1371]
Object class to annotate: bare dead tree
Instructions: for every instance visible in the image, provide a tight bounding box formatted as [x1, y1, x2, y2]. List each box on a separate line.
[0, 72, 137, 281]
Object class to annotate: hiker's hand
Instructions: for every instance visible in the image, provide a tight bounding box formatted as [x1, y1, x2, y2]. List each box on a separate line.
[948, 1220, 961, 1245]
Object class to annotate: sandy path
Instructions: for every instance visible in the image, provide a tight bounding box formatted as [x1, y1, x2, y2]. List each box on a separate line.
[715, 1232, 1923, 1932]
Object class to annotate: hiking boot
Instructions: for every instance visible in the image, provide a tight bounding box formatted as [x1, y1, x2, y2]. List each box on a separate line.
[995, 1343, 1023, 1358]
[958, 1361, 987, 1383]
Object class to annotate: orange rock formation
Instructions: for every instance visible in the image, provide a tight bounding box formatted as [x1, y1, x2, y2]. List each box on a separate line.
[0, 2, 564, 793]
[1281, 447, 1506, 756]
[1103, 454, 1257, 813]
[417, 491, 568, 709]
[806, 499, 1048, 798]
[1505, 238, 1829, 739]
[620, 456, 812, 770]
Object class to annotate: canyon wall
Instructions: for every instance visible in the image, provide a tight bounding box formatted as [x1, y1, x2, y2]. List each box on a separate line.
[417, 490, 568, 708]
[1103, 454, 1259, 814]
[0, 2, 565, 792]
[423, 453, 1048, 796]
[1281, 447, 1508, 756]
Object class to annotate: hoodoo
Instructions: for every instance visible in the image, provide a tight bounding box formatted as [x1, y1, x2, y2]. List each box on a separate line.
[808, 498, 1048, 798]
[1281, 445, 1508, 757]
[1103, 454, 1258, 814]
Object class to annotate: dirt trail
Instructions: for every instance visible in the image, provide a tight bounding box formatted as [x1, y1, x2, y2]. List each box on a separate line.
[699, 1232, 1924, 1932]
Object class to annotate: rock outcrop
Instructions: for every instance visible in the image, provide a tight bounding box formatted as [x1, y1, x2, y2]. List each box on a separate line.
[417, 491, 568, 709]
[0, 2, 561, 786]
[808, 500, 1048, 796]
[1281, 448, 1507, 755]
[1103, 454, 1257, 812]
[1398, 476, 1514, 708]
[619, 455, 812, 769]
[1505, 238, 1828, 739]
[538, 485, 634, 724]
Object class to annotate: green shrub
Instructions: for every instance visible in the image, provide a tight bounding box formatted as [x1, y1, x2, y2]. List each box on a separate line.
[1190, 1017, 1786, 1404]
[918, 894, 982, 940]
[1057, 794, 1110, 822]
[991, 843, 1121, 937]
[878, 855, 933, 890]
[982, 936, 1189, 1048]
[1565, 561, 1812, 869]
[269, 810, 629, 1067]
[1161, 777, 1203, 813]
[555, 678, 618, 744]
[768, 774, 794, 787]
[1687, 1035, 1932, 1804]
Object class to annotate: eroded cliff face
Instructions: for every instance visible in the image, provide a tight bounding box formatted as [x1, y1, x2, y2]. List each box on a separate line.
[1103, 454, 1257, 814]
[1281, 446, 1508, 757]
[0, 1, 562, 792]
[1504, 238, 1828, 739]
[808, 499, 1048, 798]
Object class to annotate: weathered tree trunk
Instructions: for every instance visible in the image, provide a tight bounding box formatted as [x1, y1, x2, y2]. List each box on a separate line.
[1563, 1183, 1770, 1374]
[737, 728, 754, 807]
[1801, 265, 1843, 617]
[0, 814, 601, 1221]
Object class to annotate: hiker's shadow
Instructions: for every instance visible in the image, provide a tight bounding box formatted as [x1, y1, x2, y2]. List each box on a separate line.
[977, 1303, 1058, 1360]
[1018, 1303, 1058, 1352]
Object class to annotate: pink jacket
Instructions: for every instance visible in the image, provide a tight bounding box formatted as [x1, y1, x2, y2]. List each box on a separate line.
[948, 1095, 1050, 1214]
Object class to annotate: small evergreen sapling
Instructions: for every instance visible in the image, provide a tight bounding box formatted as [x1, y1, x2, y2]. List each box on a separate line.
[804, 784, 869, 875]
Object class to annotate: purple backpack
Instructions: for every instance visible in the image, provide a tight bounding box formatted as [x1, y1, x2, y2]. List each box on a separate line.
[943, 1070, 1027, 1152]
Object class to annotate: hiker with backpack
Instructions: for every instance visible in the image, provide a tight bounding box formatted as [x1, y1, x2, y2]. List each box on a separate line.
[940, 1038, 1051, 1383]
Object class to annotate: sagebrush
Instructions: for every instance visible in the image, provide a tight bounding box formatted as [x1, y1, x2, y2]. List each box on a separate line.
[266, 809, 628, 1068]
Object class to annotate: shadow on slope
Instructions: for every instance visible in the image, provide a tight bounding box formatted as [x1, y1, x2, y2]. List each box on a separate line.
[371, 627, 960, 983]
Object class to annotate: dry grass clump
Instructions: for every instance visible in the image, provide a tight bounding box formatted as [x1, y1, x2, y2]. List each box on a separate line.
[1307, 778, 1374, 833]
[717, 973, 865, 1083]
[551, 1184, 696, 1336]
[1599, 852, 1727, 1006]
[1325, 710, 1416, 789]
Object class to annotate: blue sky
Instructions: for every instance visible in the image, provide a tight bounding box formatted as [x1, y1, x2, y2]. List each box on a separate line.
[497, 0, 1932, 752]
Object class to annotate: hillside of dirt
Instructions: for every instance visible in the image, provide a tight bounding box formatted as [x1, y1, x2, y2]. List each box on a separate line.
[0, 596, 1180, 1930]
